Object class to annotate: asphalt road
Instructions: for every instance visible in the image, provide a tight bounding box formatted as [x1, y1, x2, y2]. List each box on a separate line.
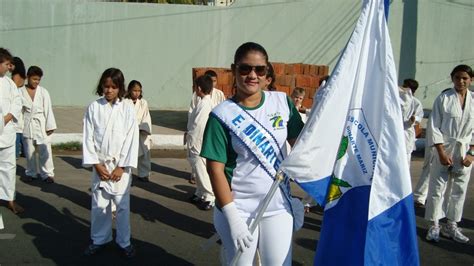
[0, 154, 473, 265]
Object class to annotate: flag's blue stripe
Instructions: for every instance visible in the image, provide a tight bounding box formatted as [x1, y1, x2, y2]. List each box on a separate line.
[384, 0, 390, 20]
[365, 194, 420, 266]
[296, 175, 331, 207]
[315, 186, 371, 266]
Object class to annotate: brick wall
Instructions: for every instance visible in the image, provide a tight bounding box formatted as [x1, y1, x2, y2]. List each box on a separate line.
[192, 62, 329, 108]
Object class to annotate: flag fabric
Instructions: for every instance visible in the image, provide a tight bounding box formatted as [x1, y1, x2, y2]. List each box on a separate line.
[279, 0, 420, 265]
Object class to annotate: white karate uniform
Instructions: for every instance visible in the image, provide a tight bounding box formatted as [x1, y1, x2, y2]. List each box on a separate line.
[425, 88, 474, 222]
[83, 97, 139, 248]
[187, 95, 214, 202]
[14, 85, 25, 134]
[20, 86, 56, 179]
[126, 98, 152, 178]
[187, 88, 224, 190]
[413, 123, 433, 204]
[399, 87, 417, 166]
[0, 76, 21, 201]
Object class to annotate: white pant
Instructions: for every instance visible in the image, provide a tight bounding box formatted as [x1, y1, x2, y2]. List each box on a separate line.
[214, 209, 293, 266]
[91, 188, 131, 248]
[0, 145, 16, 201]
[425, 157, 471, 222]
[23, 138, 54, 179]
[190, 155, 214, 202]
[413, 146, 433, 203]
[137, 151, 151, 178]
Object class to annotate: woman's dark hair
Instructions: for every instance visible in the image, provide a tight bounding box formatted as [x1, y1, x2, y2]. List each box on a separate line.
[450, 64, 473, 78]
[95, 68, 126, 100]
[11, 57, 26, 79]
[266, 62, 276, 91]
[27, 66, 43, 77]
[233, 42, 269, 65]
[126, 80, 143, 99]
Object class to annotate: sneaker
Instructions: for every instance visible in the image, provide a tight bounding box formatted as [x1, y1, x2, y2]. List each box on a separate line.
[414, 201, 424, 208]
[188, 195, 203, 204]
[121, 244, 136, 259]
[84, 243, 106, 256]
[426, 225, 440, 242]
[137, 176, 149, 182]
[441, 224, 469, 243]
[199, 201, 214, 211]
[43, 177, 55, 184]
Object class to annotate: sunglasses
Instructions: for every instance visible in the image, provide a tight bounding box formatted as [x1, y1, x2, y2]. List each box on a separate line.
[236, 64, 268, 76]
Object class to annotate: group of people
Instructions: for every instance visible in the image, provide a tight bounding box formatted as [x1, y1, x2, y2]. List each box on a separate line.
[1, 42, 473, 264]
[398, 65, 474, 244]
[0, 48, 153, 258]
[0, 49, 57, 215]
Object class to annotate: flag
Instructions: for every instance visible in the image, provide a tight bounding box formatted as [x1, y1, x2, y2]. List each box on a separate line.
[279, 0, 420, 265]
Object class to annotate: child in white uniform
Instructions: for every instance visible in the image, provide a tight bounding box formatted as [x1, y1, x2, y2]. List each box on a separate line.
[125, 80, 152, 182]
[425, 64, 474, 244]
[82, 68, 139, 258]
[188, 75, 215, 210]
[21, 66, 56, 183]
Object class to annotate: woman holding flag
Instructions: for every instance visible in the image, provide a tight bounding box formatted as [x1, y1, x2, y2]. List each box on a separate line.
[200, 42, 304, 265]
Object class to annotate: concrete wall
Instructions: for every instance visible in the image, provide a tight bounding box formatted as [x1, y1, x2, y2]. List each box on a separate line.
[0, 0, 472, 110]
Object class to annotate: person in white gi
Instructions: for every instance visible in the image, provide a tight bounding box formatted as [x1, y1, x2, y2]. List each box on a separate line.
[125, 80, 152, 182]
[425, 64, 474, 244]
[399, 79, 423, 167]
[185, 70, 225, 184]
[21, 66, 56, 183]
[11, 57, 27, 158]
[82, 68, 139, 258]
[414, 88, 458, 207]
[187, 75, 215, 210]
[0, 48, 23, 214]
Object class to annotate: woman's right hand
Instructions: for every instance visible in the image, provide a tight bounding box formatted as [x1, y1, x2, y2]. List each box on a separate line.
[94, 164, 110, 180]
[221, 202, 253, 252]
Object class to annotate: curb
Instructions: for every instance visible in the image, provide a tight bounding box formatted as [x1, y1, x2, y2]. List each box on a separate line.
[52, 133, 186, 150]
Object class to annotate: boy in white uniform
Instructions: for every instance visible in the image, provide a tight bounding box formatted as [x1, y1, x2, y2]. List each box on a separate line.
[83, 68, 139, 258]
[0, 48, 23, 214]
[187, 75, 215, 210]
[425, 64, 474, 244]
[186, 70, 225, 184]
[11, 57, 26, 158]
[21, 66, 56, 183]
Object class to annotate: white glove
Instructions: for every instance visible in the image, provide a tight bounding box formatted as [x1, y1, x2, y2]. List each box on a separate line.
[221, 202, 254, 252]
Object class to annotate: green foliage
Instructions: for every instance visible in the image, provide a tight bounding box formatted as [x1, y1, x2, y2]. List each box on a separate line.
[52, 141, 82, 151]
[114, 0, 207, 4]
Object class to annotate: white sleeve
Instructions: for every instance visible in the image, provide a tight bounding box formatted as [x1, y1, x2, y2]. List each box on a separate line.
[43, 89, 57, 131]
[8, 80, 22, 122]
[82, 104, 99, 167]
[414, 99, 424, 122]
[117, 106, 139, 168]
[430, 95, 444, 145]
[139, 99, 152, 134]
[187, 101, 212, 149]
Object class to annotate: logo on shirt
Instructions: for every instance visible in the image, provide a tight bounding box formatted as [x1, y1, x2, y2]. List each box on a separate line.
[269, 115, 285, 130]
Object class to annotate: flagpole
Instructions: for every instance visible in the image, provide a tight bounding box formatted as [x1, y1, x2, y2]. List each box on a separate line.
[229, 172, 284, 266]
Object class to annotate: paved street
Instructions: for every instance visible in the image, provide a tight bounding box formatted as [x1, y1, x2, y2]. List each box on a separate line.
[0, 153, 473, 265]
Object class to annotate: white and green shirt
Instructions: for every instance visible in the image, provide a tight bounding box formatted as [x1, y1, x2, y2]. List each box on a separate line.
[201, 91, 304, 218]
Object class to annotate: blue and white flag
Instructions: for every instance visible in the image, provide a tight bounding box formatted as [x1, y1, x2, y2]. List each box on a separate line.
[279, 0, 420, 265]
